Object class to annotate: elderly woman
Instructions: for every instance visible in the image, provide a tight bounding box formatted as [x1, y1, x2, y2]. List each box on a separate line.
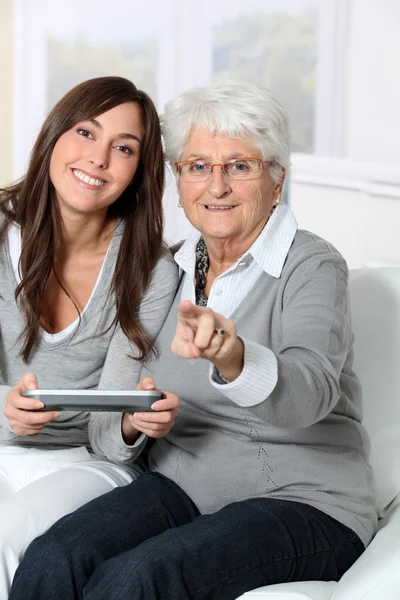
[9, 82, 376, 600]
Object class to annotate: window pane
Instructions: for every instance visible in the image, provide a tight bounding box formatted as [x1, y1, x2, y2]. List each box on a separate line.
[211, 0, 319, 152]
[47, 36, 158, 111]
[43, 0, 161, 110]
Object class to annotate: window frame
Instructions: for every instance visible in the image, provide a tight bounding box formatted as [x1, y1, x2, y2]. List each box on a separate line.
[12, 0, 348, 180]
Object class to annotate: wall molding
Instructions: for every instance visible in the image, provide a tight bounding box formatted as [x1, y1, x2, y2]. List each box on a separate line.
[290, 153, 400, 198]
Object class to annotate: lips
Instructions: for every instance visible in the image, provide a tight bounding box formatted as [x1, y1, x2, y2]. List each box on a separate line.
[72, 169, 107, 187]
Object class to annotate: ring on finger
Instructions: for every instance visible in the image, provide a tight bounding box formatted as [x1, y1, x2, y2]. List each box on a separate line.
[214, 328, 225, 338]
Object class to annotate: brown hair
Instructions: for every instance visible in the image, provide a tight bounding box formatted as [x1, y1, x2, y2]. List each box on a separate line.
[0, 76, 165, 362]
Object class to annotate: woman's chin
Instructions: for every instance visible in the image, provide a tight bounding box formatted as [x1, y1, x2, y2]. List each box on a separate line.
[201, 225, 239, 242]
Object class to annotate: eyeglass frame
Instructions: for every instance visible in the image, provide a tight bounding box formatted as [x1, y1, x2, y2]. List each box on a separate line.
[174, 157, 274, 182]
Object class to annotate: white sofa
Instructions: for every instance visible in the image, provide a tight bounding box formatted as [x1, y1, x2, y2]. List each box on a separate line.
[238, 267, 400, 600]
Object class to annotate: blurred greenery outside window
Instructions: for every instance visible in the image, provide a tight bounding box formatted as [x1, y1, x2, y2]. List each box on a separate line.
[47, 9, 316, 153]
[47, 36, 158, 110]
[212, 9, 317, 154]
[213, 7, 317, 204]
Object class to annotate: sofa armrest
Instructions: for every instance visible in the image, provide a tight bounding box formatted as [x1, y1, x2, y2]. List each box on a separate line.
[332, 503, 400, 600]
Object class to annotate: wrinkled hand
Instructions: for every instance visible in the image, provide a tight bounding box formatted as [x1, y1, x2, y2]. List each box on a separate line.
[171, 300, 244, 382]
[121, 377, 179, 444]
[3, 372, 60, 436]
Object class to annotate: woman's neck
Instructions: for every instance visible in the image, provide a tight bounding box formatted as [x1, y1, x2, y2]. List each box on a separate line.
[57, 213, 116, 259]
[202, 237, 250, 278]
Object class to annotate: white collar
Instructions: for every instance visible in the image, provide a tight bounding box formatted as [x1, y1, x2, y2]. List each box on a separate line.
[174, 202, 298, 279]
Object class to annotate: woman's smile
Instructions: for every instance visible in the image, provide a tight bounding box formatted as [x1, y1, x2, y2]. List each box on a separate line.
[203, 204, 237, 211]
[71, 168, 108, 189]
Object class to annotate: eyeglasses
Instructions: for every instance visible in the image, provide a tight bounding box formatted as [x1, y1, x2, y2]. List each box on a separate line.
[175, 158, 273, 182]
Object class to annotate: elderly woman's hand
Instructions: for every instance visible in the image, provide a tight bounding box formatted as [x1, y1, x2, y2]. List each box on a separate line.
[171, 300, 244, 382]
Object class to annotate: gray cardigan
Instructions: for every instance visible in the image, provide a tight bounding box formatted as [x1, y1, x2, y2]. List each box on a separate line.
[0, 220, 178, 463]
[137, 229, 377, 547]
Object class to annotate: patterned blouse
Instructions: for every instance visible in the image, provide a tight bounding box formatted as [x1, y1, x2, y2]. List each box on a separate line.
[195, 237, 209, 307]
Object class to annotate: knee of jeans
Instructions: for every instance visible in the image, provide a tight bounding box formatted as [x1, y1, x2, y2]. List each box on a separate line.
[138, 472, 172, 496]
[118, 544, 166, 580]
[134, 538, 183, 585]
[138, 473, 198, 518]
[83, 549, 155, 598]
[84, 539, 179, 600]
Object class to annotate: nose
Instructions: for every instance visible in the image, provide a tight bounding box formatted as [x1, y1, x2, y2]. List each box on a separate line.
[206, 165, 231, 198]
[88, 144, 109, 169]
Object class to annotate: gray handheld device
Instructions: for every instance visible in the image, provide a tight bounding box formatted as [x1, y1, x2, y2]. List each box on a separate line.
[21, 389, 164, 412]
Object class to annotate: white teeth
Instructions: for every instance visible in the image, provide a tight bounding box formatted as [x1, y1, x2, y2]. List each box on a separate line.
[73, 169, 104, 187]
[206, 206, 232, 210]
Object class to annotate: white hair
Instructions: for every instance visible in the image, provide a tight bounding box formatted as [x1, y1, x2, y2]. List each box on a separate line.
[160, 81, 291, 183]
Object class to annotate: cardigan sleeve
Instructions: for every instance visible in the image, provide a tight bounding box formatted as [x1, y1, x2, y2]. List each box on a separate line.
[210, 248, 356, 429]
[88, 251, 179, 463]
[0, 384, 17, 441]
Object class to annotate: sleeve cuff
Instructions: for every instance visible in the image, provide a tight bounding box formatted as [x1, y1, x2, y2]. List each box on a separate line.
[210, 337, 278, 407]
[0, 385, 17, 439]
[106, 413, 148, 462]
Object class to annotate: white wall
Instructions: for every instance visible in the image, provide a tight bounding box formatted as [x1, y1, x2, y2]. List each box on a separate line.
[345, 0, 400, 162]
[290, 0, 400, 268]
[290, 155, 400, 268]
[0, 0, 13, 187]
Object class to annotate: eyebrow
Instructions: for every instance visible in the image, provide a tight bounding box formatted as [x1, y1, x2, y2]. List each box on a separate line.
[90, 118, 141, 144]
[184, 152, 253, 161]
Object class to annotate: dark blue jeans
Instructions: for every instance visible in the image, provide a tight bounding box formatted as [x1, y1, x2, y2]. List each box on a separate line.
[9, 472, 364, 600]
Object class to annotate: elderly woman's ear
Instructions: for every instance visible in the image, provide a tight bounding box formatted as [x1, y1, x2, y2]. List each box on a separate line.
[274, 183, 283, 204]
[274, 166, 286, 203]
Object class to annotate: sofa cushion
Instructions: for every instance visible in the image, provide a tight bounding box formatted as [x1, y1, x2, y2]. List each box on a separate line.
[240, 580, 337, 599]
[331, 503, 400, 600]
[349, 267, 400, 517]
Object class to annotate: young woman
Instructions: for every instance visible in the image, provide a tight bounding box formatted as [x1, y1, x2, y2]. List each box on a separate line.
[0, 76, 179, 596]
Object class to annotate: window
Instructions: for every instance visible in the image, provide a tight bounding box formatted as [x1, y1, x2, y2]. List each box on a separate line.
[12, 0, 345, 243]
[13, 0, 342, 176]
[211, 1, 319, 153]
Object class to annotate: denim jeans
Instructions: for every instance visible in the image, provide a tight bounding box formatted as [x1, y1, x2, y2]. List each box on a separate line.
[9, 472, 365, 600]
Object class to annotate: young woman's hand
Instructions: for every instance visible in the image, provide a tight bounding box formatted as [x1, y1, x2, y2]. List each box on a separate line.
[121, 377, 179, 444]
[3, 372, 60, 436]
[171, 300, 244, 382]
